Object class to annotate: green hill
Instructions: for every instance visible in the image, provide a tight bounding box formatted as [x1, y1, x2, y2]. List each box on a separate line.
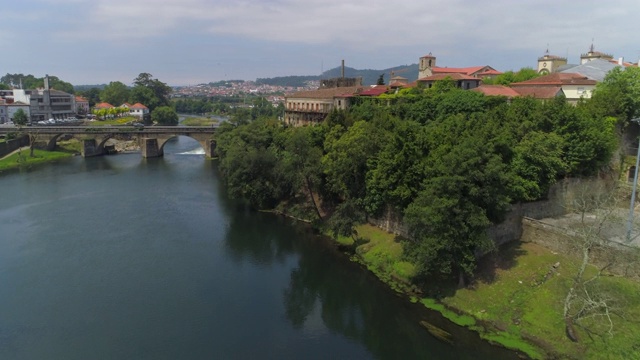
[255, 64, 419, 87]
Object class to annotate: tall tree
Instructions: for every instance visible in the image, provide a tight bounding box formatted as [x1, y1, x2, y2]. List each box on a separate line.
[151, 106, 179, 125]
[132, 73, 171, 111]
[281, 126, 325, 220]
[100, 81, 130, 106]
[78, 87, 101, 107]
[12, 109, 28, 125]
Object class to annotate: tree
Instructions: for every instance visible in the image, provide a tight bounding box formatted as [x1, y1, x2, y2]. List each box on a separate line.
[281, 126, 325, 220]
[151, 106, 178, 125]
[588, 66, 640, 122]
[132, 73, 171, 111]
[78, 87, 101, 107]
[405, 113, 513, 286]
[100, 81, 130, 106]
[483, 67, 540, 85]
[216, 118, 288, 209]
[130, 86, 161, 111]
[376, 74, 385, 85]
[561, 182, 629, 342]
[12, 109, 28, 126]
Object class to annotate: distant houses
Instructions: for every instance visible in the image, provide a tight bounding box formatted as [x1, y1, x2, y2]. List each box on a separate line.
[0, 74, 152, 124]
[283, 45, 638, 126]
[92, 102, 149, 120]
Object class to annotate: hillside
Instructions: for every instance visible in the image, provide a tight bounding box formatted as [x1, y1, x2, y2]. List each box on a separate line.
[256, 63, 419, 87]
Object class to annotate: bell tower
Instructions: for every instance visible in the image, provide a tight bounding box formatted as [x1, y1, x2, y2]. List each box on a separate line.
[419, 53, 436, 79]
[537, 48, 567, 74]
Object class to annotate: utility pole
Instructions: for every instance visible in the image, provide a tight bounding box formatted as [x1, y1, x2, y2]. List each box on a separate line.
[626, 118, 640, 243]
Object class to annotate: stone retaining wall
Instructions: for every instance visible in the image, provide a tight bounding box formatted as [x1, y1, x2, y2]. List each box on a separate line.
[0, 136, 30, 158]
[368, 178, 616, 247]
[521, 217, 640, 279]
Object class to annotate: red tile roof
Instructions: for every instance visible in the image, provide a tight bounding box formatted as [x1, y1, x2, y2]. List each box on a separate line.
[510, 72, 596, 86]
[418, 73, 480, 81]
[477, 69, 503, 76]
[75, 96, 88, 102]
[359, 85, 389, 96]
[471, 85, 520, 98]
[95, 102, 114, 109]
[432, 66, 489, 76]
[287, 86, 364, 99]
[130, 103, 148, 109]
[512, 86, 563, 99]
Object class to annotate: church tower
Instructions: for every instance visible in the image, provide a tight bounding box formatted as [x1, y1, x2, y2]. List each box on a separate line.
[537, 48, 567, 74]
[580, 43, 613, 65]
[418, 53, 436, 79]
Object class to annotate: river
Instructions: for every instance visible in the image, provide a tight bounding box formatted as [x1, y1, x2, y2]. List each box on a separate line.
[0, 136, 520, 359]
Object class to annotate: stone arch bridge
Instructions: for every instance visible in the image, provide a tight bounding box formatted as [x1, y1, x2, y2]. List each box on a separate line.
[0, 126, 217, 158]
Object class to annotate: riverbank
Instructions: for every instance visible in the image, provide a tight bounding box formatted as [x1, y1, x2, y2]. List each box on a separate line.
[0, 140, 80, 172]
[345, 223, 640, 360]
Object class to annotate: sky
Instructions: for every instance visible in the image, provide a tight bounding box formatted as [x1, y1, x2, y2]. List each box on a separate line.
[2, 0, 639, 86]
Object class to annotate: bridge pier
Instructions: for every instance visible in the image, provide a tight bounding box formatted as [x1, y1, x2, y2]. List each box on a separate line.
[203, 139, 217, 158]
[81, 139, 104, 157]
[140, 138, 163, 158]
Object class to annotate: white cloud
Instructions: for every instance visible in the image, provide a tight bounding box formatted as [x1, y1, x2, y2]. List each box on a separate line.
[51, 0, 640, 55]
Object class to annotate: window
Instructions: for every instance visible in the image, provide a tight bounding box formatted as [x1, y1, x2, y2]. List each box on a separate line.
[577, 87, 585, 95]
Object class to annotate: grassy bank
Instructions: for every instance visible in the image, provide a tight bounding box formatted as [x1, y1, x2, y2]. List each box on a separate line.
[85, 116, 138, 126]
[181, 116, 219, 126]
[348, 225, 640, 359]
[0, 141, 80, 172]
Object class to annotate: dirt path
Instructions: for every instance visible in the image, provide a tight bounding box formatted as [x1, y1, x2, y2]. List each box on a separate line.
[0, 146, 30, 161]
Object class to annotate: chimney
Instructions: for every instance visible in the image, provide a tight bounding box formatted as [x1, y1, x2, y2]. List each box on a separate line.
[44, 74, 50, 90]
[341, 60, 345, 79]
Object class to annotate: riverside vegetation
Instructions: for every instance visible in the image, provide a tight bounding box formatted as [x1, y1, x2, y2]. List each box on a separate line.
[214, 68, 640, 359]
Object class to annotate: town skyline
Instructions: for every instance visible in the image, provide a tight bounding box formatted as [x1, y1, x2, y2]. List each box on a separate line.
[3, 0, 639, 86]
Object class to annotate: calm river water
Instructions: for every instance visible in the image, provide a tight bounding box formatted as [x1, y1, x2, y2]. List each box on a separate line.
[0, 136, 519, 359]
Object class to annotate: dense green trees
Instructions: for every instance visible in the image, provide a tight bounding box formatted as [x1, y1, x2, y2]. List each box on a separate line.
[12, 109, 28, 125]
[482, 67, 541, 85]
[215, 79, 622, 284]
[151, 106, 178, 125]
[100, 81, 130, 105]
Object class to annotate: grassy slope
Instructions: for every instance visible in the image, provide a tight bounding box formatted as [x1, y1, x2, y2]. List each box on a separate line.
[181, 117, 219, 126]
[351, 225, 640, 360]
[0, 141, 80, 172]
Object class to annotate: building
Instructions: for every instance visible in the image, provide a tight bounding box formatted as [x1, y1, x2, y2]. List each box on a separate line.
[129, 103, 149, 119]
[94, 102, 115, 110]
[7, 101, 31, 122]
[510, 72, 595, 103]
[416, 73, 481, 90]
[75, 96, 89, 115]
[284, 86, 363, 126]
[580, 44, 614, 65]
[0, 99, 7, 123]
[11, 75, 76, 122]
[537, 50, 568, 74]
[418, 53, 500, 79]
[559, 58, 619, 82]
[471, 85, 522, 99]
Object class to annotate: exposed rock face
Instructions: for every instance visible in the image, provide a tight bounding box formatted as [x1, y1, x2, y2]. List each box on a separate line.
[106, 139, 140, 153]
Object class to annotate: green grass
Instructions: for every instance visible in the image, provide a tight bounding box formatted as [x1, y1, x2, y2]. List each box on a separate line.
[0, 148, 75, 172]
[181, 117, 219, 126]
[348, 224, 416, 292]
[481, 331, 545, 360]
[420, 298, 476, 327]
[85, 116, 137, 126]
[439, 241, 640, 360]
[345, 223, 640, 359]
